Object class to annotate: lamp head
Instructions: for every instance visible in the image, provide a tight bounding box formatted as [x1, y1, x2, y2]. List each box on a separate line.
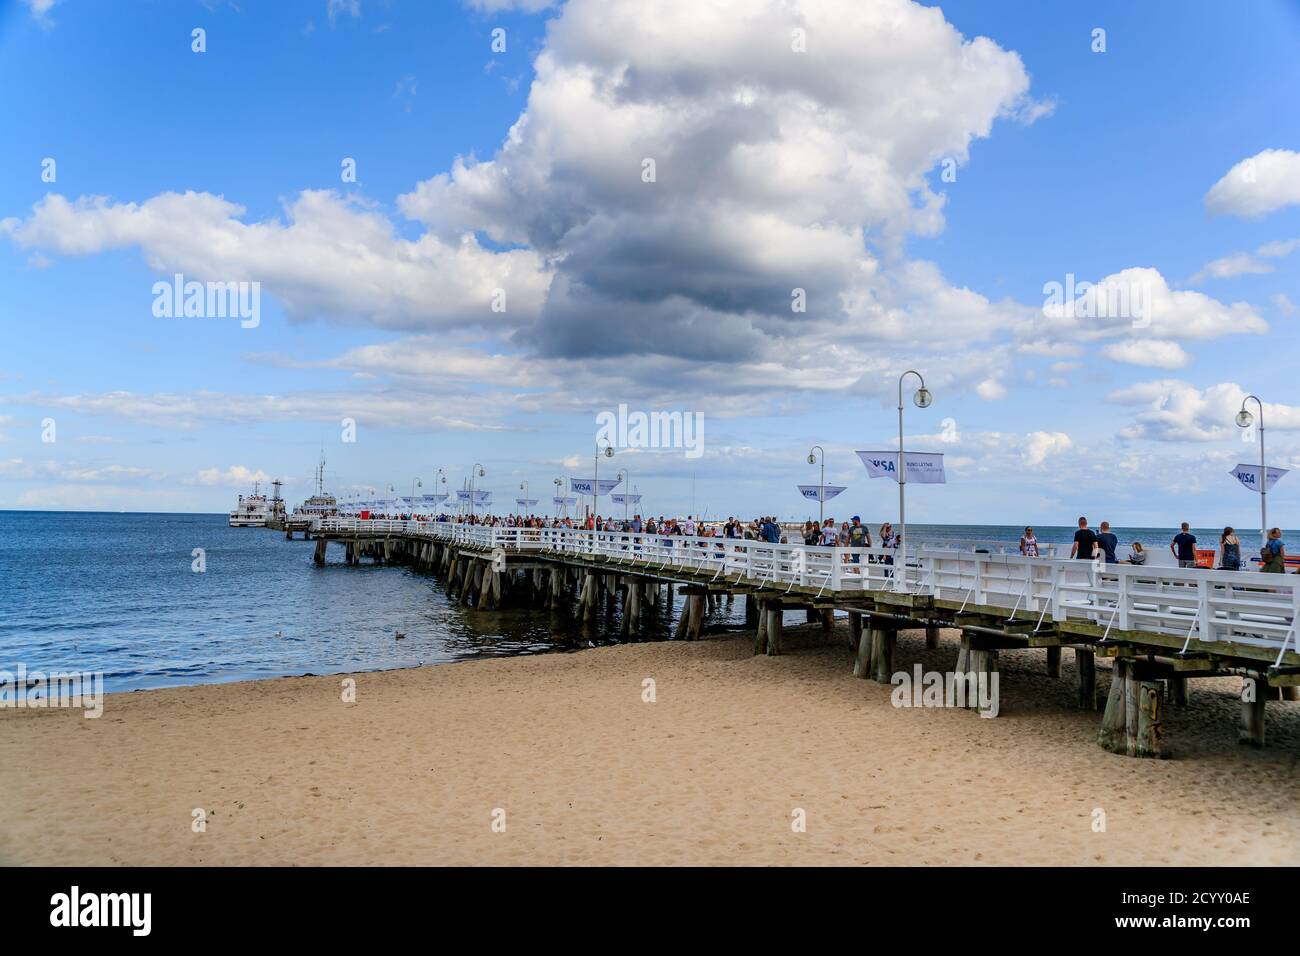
[477, 467, 485, 477]
[1236, 409, 1254, 429]
[603, 446, 614, 458]
[807, 453, 817, 464]
[914, 387, 933, 409]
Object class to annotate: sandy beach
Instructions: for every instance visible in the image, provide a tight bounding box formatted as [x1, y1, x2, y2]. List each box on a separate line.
[2, 622, 1298, 866]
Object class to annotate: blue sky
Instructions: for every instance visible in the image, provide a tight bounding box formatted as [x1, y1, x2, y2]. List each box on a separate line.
[1, 0, 1299, 529]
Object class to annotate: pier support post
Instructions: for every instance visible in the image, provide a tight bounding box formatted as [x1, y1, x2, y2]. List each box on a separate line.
[1045, 646, 1062, 679]
[753, 598, 768, 654]
[821, 608, 834, 641]
[676, 598, 696, 642]
[1075, 648, 1097, 710]
[1135, 676, 1164, 758]
[687, 594, 705, 641]
[765, 601, 783, 656]
[853, 620, 874, 679]
[1099, 660, 1164, 757]
[1169, 675, 1188, 707]
[312, 538, 327, 566]
[924, 623, 940, 650]
[745, 594, 759, 630]
[848, 612, 863, 655]
[871, 625, 896, 683]
[1240, 677, 1267, 748]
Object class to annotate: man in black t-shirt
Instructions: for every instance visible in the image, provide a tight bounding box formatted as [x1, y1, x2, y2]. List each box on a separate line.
[1171, 522, 1198, 568]
[1071, 516, 1098, 561]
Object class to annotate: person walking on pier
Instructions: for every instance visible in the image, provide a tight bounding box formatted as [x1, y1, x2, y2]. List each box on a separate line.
[848, 515, 871, 563]
[1171, 522, 1197, 568]
[1070, 517, 1097, 561]
[1261, 528, 1286, 573]
[1219, 527, 1242, 571]
[1097, 521, 1119, 564]
[1019, 527, 1039, 557]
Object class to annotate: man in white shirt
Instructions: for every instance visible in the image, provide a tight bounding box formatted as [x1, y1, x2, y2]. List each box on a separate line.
[684, 516, 697, 536]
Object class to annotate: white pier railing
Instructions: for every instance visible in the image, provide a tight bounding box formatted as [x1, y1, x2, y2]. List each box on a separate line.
[315, 519, 1300, 662]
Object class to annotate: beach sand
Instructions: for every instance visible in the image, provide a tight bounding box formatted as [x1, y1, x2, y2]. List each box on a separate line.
[2, 623, 1298, 866]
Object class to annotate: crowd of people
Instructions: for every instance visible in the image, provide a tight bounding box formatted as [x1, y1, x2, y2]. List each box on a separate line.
[1038, 516, 1291, 573]
[406, 510, 906, 551]
[364, 507, 1291, 573]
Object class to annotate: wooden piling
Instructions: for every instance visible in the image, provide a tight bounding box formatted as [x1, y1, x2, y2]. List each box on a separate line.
[853, 620, 874, 679]
[1240, 677, 1267, 748]
[924, 623, 939, 650]
[1045, 646, 1062, 679]
[312, 538, 327, 566]
[765, 601, 783, 656]
[753, 598, 768, 654]
[1075, 648, 1097, 710]
[871, 625, 895, 683]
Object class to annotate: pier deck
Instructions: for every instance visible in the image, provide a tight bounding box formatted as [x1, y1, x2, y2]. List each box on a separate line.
[310, 518, 1300, 757]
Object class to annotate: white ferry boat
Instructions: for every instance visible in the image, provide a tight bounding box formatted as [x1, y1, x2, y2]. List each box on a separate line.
[229, 482, 271, 527]
[292, 451, 338, 520]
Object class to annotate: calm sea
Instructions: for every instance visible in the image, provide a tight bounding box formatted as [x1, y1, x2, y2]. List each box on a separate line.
[0, 512, 1289, 692]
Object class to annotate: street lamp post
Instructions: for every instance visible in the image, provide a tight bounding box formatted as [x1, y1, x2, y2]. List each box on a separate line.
[616, 469, 629, 523]
[594, 442, 613, 527]
[469, 463, 485, 520]
[410, 477, 421, 516]
[554, 477, 564, 518]
[807, 445, 825, 526]
[1236, 396, 1267, 547]
[896, 370, 933, 587]
[519, 480, 529, 516]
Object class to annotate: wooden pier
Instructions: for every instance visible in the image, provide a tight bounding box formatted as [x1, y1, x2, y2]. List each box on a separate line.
[307, 518, 1300, 758]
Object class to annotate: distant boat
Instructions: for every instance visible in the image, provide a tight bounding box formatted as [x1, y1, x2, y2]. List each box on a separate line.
[229, 482, 270, 528]
[293, 449, 338, 519]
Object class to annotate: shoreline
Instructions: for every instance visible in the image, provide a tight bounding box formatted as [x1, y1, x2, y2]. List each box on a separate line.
[2, 623, 1298, 866]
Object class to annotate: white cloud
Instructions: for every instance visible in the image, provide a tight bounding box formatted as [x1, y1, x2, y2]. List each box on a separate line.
[1108, 380, 1300, 443]
[1100, 339, 1189, 369]
[464, 0, 556, 10]
[1190, 237, 1299, 283]
[192, 465, 272, 487]
[327, 0, 361, 27]
[22, 0, 57, 23]
[1, 191, 551, 332]
[1034, 267, 1266, 344]
[1021, 431, 1072, 466]
[1205, 149, 1300, 219]
[975, 379, 1006, 400]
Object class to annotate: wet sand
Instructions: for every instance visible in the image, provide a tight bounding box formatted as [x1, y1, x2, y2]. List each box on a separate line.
[2, 624, 1298, 866]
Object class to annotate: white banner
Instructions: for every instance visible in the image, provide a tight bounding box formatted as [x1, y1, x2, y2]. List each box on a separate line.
[552, 496, 578, 506]
[515, 497, 540, 508]
[569, 477, 623, 496]
[856, 450, 946, 484]
[797, 484, 847, 502]
[1230, 463, 1288, 493]
[610, 493, 642, 505]
[415, 494, 449, 508]
[455, 489, 492, 503]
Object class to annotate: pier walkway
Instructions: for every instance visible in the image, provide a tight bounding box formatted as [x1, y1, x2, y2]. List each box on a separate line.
[310, 518, 1300, 758]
